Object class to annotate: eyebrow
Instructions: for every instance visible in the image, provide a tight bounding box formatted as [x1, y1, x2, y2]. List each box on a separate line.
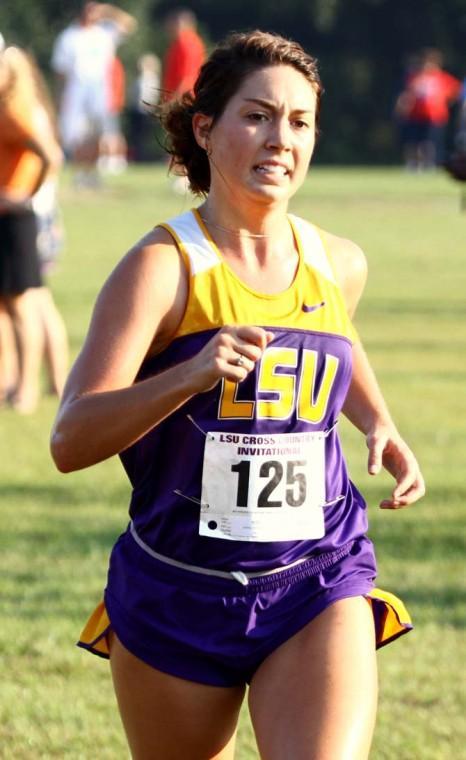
[242, 97, 314, 114]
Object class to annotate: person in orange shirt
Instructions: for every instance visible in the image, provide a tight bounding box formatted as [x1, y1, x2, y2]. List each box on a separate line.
[0, 43, 65, 412]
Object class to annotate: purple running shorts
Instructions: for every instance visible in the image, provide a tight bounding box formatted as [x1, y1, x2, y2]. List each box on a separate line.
[86, 530, 384, 687]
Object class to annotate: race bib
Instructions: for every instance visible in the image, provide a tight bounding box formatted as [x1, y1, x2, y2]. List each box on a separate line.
[199, 431, 327, 542]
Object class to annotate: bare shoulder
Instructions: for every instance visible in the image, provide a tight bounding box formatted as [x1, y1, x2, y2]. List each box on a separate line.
[324, 230, 368, 288]
[60, 225, 188, 399]
[101, 223, 188, 347]
[322, 230, 368, 317]
[105, 225, 185, 306]
[122, 225, 182, 272]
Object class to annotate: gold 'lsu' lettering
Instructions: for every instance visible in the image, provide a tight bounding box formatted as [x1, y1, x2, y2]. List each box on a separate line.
[218, 347, 339, 423]
[298, 350, 339, 423]
[257, 347, 297, 419]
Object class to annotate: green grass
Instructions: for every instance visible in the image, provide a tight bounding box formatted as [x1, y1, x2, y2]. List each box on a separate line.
[1, 166, 465, 758]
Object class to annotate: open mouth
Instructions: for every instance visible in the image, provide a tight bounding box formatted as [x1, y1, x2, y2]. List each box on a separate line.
[253, 163, 290, 176]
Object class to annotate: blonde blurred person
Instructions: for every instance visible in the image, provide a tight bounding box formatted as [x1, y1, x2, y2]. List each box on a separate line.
[0, 39, 68, 412]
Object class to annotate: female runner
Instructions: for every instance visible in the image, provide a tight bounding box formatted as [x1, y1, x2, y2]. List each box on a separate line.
[51, 30, 425, 760]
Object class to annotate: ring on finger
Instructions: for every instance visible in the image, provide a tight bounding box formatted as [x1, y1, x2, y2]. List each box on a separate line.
[235, 354, 245, 367]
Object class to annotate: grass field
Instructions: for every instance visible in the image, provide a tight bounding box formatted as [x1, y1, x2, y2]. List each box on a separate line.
[1, 166, 465, 759]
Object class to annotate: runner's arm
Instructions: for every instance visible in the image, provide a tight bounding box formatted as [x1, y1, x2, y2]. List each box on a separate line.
[326, 232, 425, 508]
[51, 229, 272, 472]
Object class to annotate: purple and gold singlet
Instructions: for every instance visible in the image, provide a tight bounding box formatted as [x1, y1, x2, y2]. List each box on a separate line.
[79, 210, 413, 667]
[120, 209, 367, 572]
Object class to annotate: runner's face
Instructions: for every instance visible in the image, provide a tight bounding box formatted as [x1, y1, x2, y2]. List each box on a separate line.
[207, 65, 317, 205]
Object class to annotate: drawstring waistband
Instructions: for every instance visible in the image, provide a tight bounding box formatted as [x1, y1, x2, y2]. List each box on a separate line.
[129, 521, 348, 587]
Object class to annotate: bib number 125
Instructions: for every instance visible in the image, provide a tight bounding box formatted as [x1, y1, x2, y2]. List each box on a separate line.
[231, 459, 307, 509]
[200, 430, 326, 541]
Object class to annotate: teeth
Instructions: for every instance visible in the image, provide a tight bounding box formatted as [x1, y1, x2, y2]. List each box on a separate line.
[256, 165, 287, 174]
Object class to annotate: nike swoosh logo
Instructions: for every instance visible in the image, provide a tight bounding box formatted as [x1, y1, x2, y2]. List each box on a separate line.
[302, 300, 326, 313]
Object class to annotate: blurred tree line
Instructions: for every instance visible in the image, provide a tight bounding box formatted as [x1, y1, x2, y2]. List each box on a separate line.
[1, 0, 465, 163]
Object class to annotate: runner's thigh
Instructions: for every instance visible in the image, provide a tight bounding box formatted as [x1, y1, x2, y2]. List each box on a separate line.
[109, 632, 246, 760]
[248, 596, 378, 760]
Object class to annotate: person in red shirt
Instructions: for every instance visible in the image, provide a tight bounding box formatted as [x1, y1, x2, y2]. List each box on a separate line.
[395, 48, 462, 170]
[162, 9, 206, 193]
[162, 9, 206, 101]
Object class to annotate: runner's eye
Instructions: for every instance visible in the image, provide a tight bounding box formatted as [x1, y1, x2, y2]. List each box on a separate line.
[292, 119, 310, 130]
[247, 112, 268, 122]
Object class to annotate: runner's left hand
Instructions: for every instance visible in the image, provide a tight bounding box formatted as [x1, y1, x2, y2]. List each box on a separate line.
[365, 426, 425, 508]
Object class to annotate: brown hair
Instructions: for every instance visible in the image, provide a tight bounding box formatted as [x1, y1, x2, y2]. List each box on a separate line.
[160, 30, 323, 195]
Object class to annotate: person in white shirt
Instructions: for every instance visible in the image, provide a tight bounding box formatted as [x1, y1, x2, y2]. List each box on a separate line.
[51, 2, 136, 184]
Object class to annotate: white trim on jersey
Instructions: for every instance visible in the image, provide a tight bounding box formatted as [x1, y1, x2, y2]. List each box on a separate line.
[165, 210, 219, 275]
[288, 214, 336, 283]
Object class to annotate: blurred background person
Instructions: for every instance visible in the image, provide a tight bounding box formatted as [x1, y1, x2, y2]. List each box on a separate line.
[393, 52, 421, 169]
[0, 34, 18, 404]
[0, 41, 64, 412]
[31, 78, 69, 399]
[127, 53, 161, 163]
[162, 8, 206, 192]
[395, 48, 461, 170]
[162, 8, 205, 101]
[0, 39, 68, 412]
[98, 53, 128, 175]
[51, 2, 137, 187]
